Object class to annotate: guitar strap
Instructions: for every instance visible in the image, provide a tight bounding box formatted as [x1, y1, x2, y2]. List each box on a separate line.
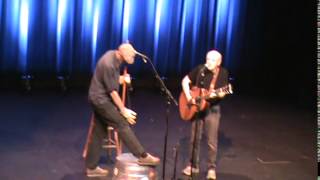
[209, 67, 220, 90]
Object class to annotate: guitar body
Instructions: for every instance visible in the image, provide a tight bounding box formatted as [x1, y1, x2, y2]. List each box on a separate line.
[179, 84, 233, 121]
[179, 87, 208, 121]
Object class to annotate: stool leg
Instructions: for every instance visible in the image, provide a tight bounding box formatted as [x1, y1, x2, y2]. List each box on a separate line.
[82, 115, 95, 158]
[114, 131, 122, 156]
[107, 128, 112, 157]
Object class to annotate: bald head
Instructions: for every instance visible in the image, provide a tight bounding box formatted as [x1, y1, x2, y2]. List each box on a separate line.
[205, 50, 222, 71]
[117, 43, 136, 64]
[119, 43, 135, 53]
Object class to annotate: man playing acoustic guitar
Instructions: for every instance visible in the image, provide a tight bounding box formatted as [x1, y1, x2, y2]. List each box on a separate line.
[180, 50, 231, 179]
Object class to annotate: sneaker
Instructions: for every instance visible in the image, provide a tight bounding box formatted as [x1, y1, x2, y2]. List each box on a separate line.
[206, 169, 216, 179]
[182, 165, 200, 176]
[137, 153, 160, 166]
[86, 166, 109, 177]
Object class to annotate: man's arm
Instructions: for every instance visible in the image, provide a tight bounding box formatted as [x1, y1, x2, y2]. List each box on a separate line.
[110, 90, 125, 112]
[182, 75, 193, 102]
[110, 90, 137, 125]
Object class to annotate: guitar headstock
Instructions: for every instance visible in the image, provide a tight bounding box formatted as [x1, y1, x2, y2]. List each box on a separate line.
[227, 83, 233, 94]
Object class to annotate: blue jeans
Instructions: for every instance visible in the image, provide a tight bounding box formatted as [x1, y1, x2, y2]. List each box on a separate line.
[189, 105, 220, 169]
[85, 99, 145, 169]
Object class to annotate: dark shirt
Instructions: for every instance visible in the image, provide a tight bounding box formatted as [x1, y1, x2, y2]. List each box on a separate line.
[188, 64, 229, 106]
[89, 50, 122, 105]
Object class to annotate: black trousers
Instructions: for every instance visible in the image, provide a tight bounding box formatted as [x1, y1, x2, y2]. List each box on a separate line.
[189, 105, 220, 169]
[85, 99, 145, 169]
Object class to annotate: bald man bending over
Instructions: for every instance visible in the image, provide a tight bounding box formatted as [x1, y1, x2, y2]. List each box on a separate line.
[181, 50, 230, 179]
[85, 43, 160, 177]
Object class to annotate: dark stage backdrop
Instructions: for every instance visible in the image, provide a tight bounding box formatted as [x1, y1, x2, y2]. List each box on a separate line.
[0, 0, 245, 77]
[0, 0, 315, 107]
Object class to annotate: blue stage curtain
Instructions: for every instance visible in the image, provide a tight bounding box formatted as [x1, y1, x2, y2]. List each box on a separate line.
[0, 0, 246, 77]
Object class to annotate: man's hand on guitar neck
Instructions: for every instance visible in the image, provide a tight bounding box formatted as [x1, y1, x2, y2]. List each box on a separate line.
[209, 92, 226, 99]
[217, 92, 226, 98]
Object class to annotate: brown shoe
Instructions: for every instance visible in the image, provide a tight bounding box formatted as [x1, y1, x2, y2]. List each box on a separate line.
[182, 165, 200, 176]
[86, 166, 108, 177]
[206, 169, 216, 179]
[137, 153, 160, 166]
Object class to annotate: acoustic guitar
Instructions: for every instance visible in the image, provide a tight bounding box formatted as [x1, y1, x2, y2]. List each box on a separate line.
[179, 84, 233, 121]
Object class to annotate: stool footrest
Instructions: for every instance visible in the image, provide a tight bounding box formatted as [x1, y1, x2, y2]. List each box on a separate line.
[103, 145, 117, 148]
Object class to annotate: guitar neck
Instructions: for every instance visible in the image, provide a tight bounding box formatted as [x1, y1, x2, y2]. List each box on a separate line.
[203, 84, 232, 99]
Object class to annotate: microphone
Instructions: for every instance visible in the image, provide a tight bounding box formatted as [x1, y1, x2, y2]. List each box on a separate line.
[127, 82, 134, 91]
[134, 50, 148, 63]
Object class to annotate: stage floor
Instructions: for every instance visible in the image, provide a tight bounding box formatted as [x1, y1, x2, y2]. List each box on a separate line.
[0, 89, 316, 180]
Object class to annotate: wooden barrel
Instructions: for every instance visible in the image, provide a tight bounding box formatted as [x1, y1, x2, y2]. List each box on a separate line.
[112, 153, 158, 180]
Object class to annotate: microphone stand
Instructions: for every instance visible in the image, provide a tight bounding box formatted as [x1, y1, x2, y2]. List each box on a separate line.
[138, 54, 178, 180]
[190, 102, 202, 180]
[190, 66, 206, 180]
[171, 143, 180, 180]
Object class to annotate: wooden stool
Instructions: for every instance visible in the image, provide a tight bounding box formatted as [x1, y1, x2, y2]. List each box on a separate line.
[82, 114, 122, 158]
[103, 126, 122, 157]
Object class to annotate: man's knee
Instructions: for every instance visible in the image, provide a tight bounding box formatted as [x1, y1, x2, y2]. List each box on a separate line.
[109, 117, 129, 130]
